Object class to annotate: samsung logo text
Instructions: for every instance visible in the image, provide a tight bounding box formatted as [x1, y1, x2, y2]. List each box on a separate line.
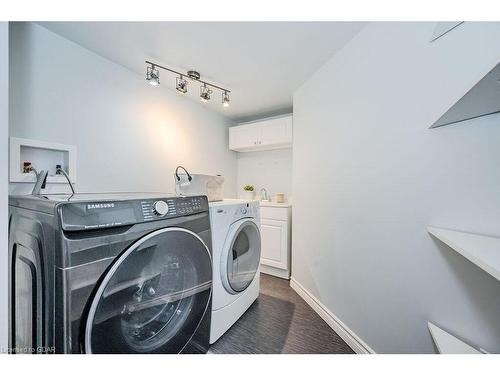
[87, 203, 115, 209]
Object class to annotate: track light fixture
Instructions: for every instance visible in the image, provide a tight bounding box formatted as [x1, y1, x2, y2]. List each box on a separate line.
[146, 65, 160, 86]
[200, 84, 212, 102]
[176, 75, 188, 94]
[145, 61, 230, 107]
[222, 91, 230, 107]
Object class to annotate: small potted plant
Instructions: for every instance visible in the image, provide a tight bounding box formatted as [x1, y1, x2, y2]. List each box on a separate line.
[242, 184, 255, 200]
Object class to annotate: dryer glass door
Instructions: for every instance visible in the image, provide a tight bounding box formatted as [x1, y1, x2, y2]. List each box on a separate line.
[84, 228, 212, 354]
[223, 220, 261, 293]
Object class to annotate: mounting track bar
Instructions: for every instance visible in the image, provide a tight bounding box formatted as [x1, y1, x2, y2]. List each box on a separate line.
[145, 60, 230, 93]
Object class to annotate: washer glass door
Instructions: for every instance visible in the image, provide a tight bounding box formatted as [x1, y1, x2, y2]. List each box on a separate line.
[223, 220, 261, 293]
[85, 228, 212, 354]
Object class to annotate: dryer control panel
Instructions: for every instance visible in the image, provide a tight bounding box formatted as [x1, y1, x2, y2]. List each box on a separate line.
[59, 195, 209, 231]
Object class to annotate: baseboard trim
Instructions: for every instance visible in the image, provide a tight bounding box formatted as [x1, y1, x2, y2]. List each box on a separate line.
[290, 277, 375, 354]
[260, 264, 290, 279]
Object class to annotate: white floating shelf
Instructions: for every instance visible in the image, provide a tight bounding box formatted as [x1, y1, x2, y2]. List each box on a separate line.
[428, 226, 500, 283]
[429, 22, 464, 42]
[428, 322, 482, 354]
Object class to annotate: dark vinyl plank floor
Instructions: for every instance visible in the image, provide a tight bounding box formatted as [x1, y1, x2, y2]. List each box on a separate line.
[209, 273, 355, 354]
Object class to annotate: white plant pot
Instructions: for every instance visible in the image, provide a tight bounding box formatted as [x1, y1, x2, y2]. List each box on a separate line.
[241, 191, 255, 201]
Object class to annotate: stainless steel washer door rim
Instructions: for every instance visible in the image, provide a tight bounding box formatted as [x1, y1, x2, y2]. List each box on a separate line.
[220, 219, 261, 294]
[84, 227, 212, 354]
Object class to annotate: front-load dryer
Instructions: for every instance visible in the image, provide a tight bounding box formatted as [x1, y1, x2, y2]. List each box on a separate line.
[8, 193, 212, 354]
[209, 199, 261, 343]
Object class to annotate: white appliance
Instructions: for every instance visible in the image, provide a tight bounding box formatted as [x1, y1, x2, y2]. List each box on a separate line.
[209, 199, 261, 343]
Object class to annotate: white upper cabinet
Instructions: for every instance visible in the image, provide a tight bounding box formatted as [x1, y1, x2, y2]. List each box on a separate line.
[259, 116, 292, 147]
[228, 124, 257, 150]
[229, 115, 292, 152]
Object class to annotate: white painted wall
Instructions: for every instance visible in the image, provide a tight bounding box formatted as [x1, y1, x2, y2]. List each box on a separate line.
[292, 22, 500, 353]
[9, 22, 237, 196]
[236, 148, 293, 202]
[0, 21, 9, 353]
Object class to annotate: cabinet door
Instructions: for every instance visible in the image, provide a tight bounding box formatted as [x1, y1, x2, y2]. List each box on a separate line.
[260, 218, 288, 270]
[259, 116, 292, 147]
[229, 124, 259, 151]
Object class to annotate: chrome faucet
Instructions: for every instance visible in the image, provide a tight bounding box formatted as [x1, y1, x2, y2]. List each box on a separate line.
[260, 188, 270, 202]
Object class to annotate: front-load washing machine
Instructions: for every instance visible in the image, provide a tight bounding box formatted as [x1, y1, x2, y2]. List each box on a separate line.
[209, 199, 261, 343]
[8, 193, 212, 354]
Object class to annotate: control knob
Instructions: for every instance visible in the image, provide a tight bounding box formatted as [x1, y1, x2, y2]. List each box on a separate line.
[152, 201, 169, 216]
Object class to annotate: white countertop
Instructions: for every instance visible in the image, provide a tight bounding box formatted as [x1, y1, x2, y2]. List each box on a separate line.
[258, 200, 292, 208]
[209, 199, 291, 208]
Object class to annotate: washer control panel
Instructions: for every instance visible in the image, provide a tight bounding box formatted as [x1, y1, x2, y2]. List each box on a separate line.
[141, 196, 208, 221]
[59, 195, 209, 231]
[176, 196, 204, 215]
[141, 199, 175, 220]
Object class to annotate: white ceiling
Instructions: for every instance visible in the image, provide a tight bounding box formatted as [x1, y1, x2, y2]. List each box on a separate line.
[38, 22, 366, 121]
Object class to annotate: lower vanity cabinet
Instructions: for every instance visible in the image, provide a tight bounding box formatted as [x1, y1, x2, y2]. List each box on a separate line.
[259, 203, 291, 279]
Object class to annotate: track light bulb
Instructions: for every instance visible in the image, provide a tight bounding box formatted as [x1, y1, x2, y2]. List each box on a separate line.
[200, 84, 212, 102]
[222, 91, 230, 107]
[146, 66, 160, 86]
[176, 75, 188, 94]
